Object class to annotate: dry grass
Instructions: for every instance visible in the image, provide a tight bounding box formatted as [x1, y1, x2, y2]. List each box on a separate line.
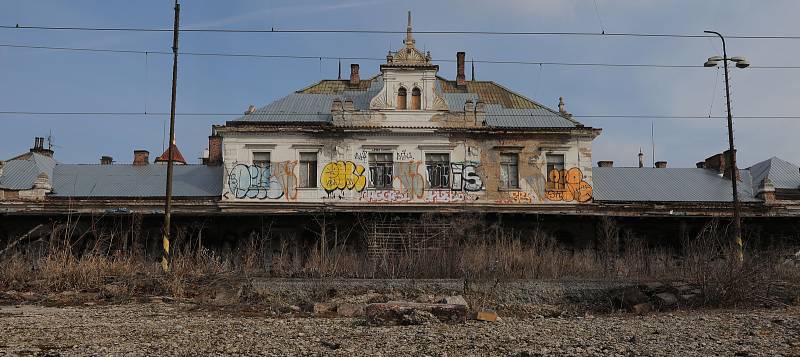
[0, 216, 798, 308]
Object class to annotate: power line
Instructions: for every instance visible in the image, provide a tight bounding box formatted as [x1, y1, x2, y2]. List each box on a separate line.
[2, 43, 799, 69]
[3, 24, 800, 39]
[0, 111, 798, 119]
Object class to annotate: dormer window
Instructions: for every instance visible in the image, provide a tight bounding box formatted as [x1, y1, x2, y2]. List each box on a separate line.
[396, 87, 407, 110]
[411, 87, 421, 110]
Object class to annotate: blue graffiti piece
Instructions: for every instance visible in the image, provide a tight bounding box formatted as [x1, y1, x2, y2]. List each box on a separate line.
[228, 163, 284, 200]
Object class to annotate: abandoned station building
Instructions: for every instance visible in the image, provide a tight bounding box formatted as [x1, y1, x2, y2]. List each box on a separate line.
[2, 14, 799, 250]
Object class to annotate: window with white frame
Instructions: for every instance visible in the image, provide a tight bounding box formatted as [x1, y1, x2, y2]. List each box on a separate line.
[499, 153, 519, 189]
[425, 153, 450, 189]
[546, 153, 566, 190]
[299, 152, 317, 188]
[369, 152, 393, 189]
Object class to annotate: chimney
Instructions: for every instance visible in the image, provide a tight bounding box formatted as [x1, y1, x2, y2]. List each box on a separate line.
[350, 64, 360, 86]
[456, 52, 466, 86]
[29, 137, 54, 157]
[205, 135, 222, 166]
[696, 161, 706, 168]
[722, 149, 739, 180]
[638, 149, 645, 168]
[757, 178, 776, 203]
[597, 160, 614, 168]
[244, 105, 256, 115]
[655, 161, 667, 168]
[133, 150, 149, 166]
[100, 156, 113, 165]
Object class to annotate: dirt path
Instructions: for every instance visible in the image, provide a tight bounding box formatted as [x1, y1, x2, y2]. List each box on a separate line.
[1, 303, 798, 356]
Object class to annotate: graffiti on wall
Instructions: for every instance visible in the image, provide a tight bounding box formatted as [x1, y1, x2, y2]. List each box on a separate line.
[545, 167, 593, 203]
[425, 190, 479, 203]
[320, 161, 367, 194]
[393, 161, 426, 198]
[360, 190, 412, 203]
[494, 191, 534, 204]
[450, 163, 483, 192]
[227, 162, 298, 200]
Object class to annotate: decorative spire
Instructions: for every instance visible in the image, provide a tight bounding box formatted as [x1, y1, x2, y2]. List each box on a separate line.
[638, 148, 645, 168]
[404, 11, 415, 49]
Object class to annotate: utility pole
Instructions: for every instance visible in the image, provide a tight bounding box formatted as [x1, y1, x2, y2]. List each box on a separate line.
[162, 0, 180, 273]
[703, 30, 750, 264]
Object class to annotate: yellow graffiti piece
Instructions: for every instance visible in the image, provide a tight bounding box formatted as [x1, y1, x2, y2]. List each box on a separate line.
[545, 167, 593, 203]
[321, 161, 367, 193]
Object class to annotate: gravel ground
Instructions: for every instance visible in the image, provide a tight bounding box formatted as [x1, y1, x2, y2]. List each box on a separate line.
[0, 303, 798, 356]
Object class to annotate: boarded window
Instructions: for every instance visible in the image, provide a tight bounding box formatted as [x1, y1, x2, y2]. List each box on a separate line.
[499, 153, 519, 189]
[369, 152, 394, 189]
[299, 152, 317, 188]
[396, 87, 407, 110]
[253, 152, 271, 170]
[411, 87, 421, 110]
[425, 153, 450, 189]
[546, 153, 566, 190]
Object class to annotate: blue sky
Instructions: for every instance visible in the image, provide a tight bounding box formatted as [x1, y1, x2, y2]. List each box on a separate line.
[1, 0, 798, 168]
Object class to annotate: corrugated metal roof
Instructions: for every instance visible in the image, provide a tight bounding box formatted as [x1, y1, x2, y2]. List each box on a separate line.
[233, 74, 578, 128]
[0, 152, 56, 190]
[593, 167, 757, 203]
[747, 157, 800, 191]
[51, 164, 223, 198]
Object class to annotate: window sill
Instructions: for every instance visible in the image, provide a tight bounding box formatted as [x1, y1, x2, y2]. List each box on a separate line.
[498, 188, 522, 192]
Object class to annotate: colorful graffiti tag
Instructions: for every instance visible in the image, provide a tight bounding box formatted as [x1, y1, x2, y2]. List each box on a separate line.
[393, 161, 426, 198]
[227, 162, 298, 200]
[320, 161, 368, 194]
[494, 191, 534, 204]
[424, 190, 479, 203]
[545, 167, 592, 203]
[450, 163, 483, 192]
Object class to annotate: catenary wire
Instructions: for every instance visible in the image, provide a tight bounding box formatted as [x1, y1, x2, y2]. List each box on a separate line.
[3, 24, 800, 39]
[0, 111, 798, 119]
[1, 43, 798, 69]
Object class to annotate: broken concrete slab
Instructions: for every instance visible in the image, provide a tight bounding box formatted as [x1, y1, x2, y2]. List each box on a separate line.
[365, 302, 468, 326]
[654, 292, 678, 308]
[337, 303, 365, 317]
[313, 303, 335, 316]
[439, 295, 469, 307]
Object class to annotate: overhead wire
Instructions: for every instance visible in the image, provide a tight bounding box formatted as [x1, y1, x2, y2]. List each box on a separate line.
[3, 24, 800, 39]
[0, 111, 798, 119]
[1, 43, 799, 69]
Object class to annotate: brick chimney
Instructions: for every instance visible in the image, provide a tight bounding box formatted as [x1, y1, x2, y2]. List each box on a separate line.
[29, 137, 54, 157]
[100, 156, 113, 165]
[597, 160, 614, 168]
[205, 135, 222, 166]
[349, 64, 360, 86]
[456, 52, 466, 86]
[703, 150, 739, 180]
[133, 150, 149, 166]
[655, 161, 667, 168]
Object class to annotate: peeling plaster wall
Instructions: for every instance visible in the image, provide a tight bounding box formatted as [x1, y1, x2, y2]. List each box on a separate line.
[220, 130, 594, 205]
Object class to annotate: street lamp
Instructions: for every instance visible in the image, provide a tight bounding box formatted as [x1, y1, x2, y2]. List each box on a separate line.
[703, 30, 749, 263]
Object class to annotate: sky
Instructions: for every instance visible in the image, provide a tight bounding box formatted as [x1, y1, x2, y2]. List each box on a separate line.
[1, 0, 799, 168]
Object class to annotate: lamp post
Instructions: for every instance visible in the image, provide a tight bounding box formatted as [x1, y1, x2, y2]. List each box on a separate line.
[703, 30, 749, 263]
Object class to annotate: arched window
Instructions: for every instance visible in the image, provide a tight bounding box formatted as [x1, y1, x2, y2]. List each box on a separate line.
[396, 87, 407, 110]
[411, 87, 421, 110]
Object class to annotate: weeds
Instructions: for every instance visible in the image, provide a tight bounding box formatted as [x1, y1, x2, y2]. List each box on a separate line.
[0, 215, 798, 308]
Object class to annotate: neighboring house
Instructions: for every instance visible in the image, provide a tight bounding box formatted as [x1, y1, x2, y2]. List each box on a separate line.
[0, 137, 55, 201]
